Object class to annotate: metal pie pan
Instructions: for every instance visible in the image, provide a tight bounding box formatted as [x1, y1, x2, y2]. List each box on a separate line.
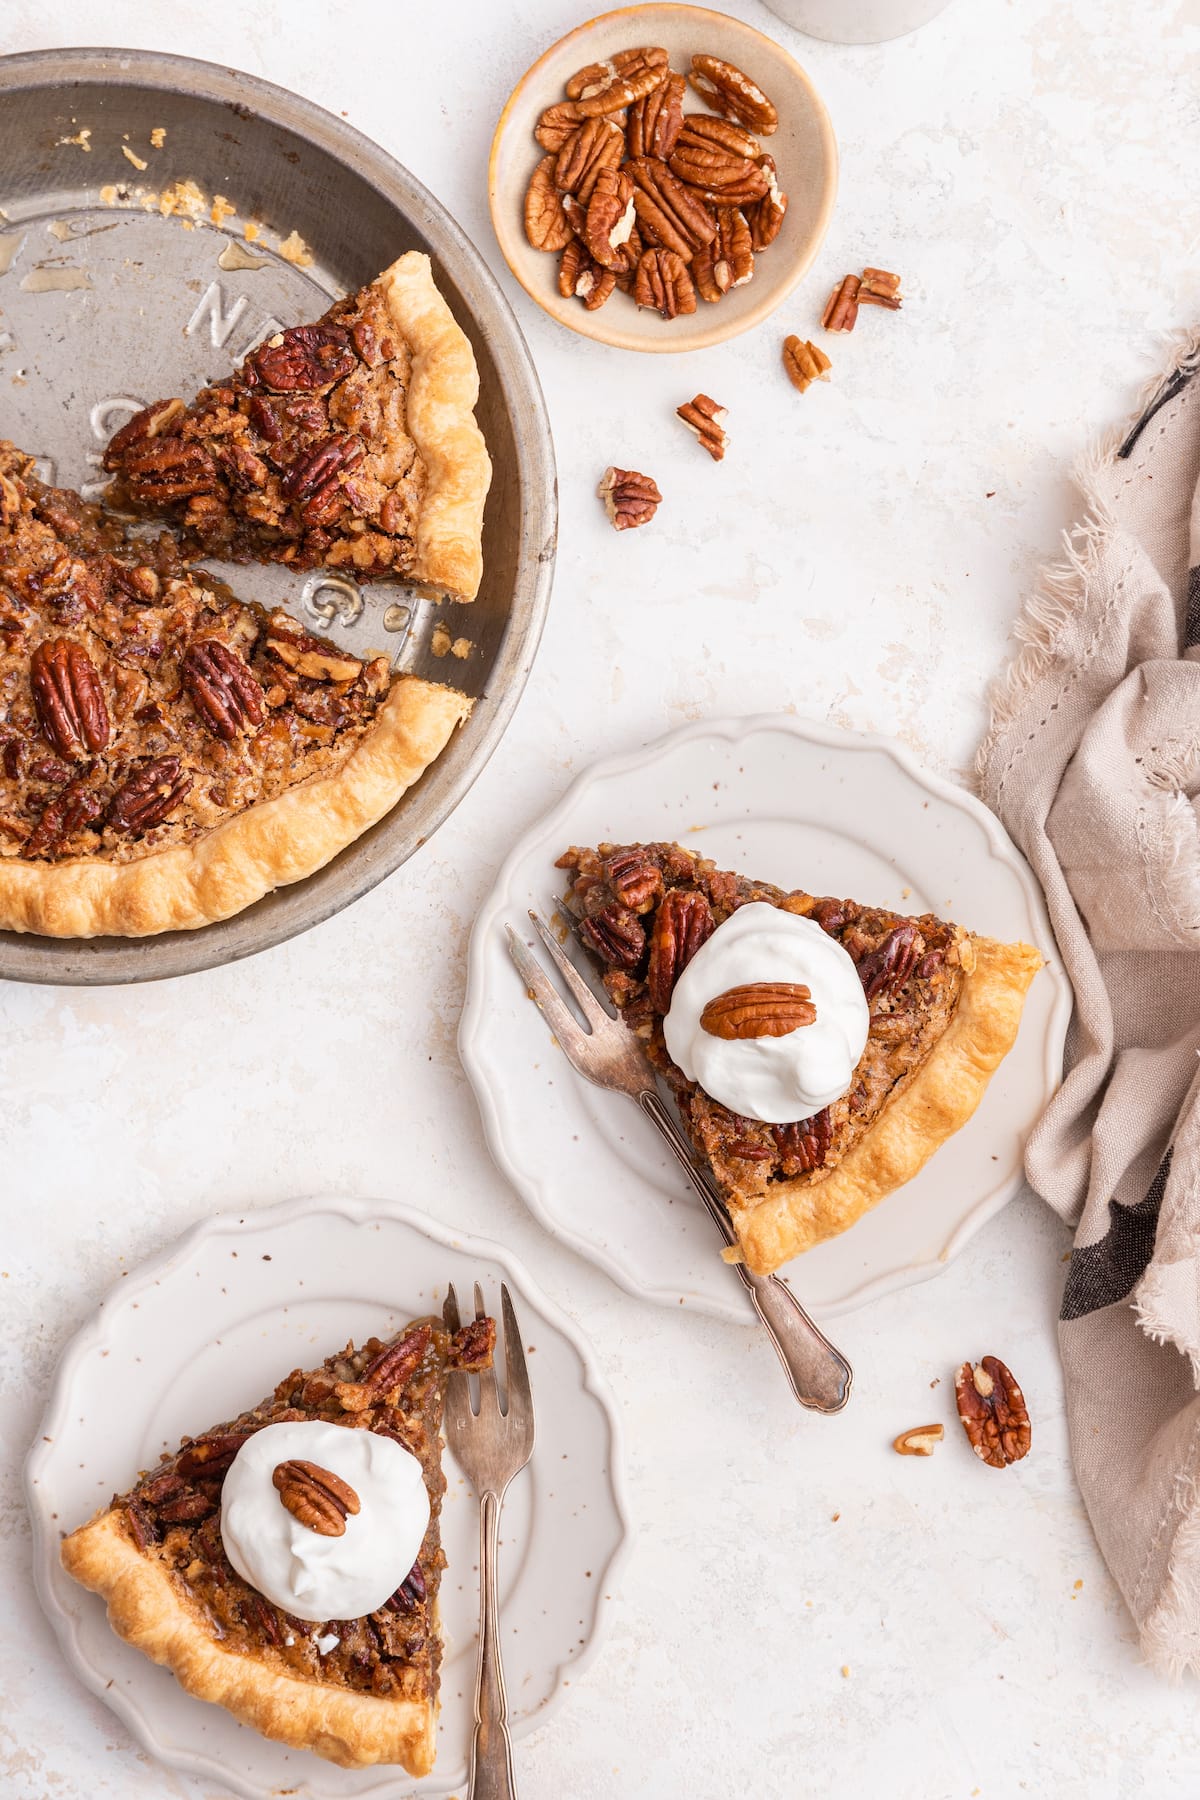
[0, 48, 556, 984]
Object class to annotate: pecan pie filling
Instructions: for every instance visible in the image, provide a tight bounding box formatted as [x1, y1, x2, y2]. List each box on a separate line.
[115, 1317, 494, 1697]
[102, 279, 428, 577]
[558, 840, 967, 1206]
[0, 446, 393, 865]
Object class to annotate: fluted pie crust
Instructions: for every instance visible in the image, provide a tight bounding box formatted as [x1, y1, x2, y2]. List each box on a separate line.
[61, 1313, 496, 1775]
[559, 842, 1042, 1273]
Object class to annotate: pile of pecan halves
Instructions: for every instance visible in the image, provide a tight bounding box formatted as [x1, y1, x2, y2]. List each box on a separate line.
[523, 45, 787, 321]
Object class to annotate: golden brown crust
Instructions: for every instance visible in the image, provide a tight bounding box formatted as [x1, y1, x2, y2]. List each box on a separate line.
[0, 675, 470, 937]
[61, 1510, 435, 1774]
[378, 252, 492, 602]
[728, 936, 1043, 1273]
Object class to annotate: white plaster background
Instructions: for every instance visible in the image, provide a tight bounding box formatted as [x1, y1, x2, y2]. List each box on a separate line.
[1, 0, 1199, 1795]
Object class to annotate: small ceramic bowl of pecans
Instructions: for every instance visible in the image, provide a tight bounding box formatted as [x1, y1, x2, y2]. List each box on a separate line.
[490, 3, 837, 352]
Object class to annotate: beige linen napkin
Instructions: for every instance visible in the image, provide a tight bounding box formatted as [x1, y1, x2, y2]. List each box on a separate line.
[977, 337, 1200, 1675]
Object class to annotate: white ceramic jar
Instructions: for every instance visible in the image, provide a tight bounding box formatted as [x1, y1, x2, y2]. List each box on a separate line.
[761, 0, 954, 44]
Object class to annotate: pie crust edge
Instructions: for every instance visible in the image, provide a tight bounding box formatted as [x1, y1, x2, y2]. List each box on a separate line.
[0, 675, 471, 937]
[379, 251, 492, 603]
[61, 1509, 435, 1774]
[728, 935, 1044, 1274]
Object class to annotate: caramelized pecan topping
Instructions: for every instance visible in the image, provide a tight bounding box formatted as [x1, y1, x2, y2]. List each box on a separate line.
[30, 638, 110, 758]
[182, 638, 265, 740]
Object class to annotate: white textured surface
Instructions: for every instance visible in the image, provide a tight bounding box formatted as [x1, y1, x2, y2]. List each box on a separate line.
[1, 1, 1198, 1797]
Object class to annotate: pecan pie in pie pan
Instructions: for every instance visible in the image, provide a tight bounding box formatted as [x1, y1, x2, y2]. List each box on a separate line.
[0, 49, 555, 981]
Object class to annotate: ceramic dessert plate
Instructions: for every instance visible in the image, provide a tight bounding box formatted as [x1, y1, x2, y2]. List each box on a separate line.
[25, 1196, 629, 1800]
[490, 3, 837, 351]
[460, 714, 1072, 1323]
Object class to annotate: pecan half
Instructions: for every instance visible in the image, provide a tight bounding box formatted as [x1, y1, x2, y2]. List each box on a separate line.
[603, 847, 664, 911]
[692, 208, 753, 301]
[893, 1424, 944, 1456]
[267, 623, 362, 683]
[280, 433, 364, 502]
[30, 638, 110, 758]
[176, 1431, 251, 1479]
[747, 156, 787, 250]
[628, 157, 717, 257]
[524, 154, 574, 252]
[598, 465, 661, 531]
[183, 639, 265, 740]
[782, 336, 832, 393]
[669, 118, 768, 205]
[554, 116, 624, 202]
[955, 1357, 1031, 1469]
[102, 398, 187, 466]
[700, 982, 816, 1040]
[247, 324, 357, 393]
[157, 1491, 216, 1522]
[23, 776, 104, 859]
[823, 274, 861, 334]
[273, 1459, 361, 1536]
[633, 247, 696, 319]
[688, 53, 778, 135]
[579, 900, 645, 969]
[567, 46, 669, 115]
[647, 888, 715, 1012]
[107, 756, 193, 835]
[772, 1108, 832, 1175]
[360, 1323, 432, 1395]
[626, 70, 686, 160]
[857, 923, 921, 1004]
[677, 393, 729, 462]
[386, 1560, 427, 1613]
[115, 438, 218, 503]
[558, 240, 616, 311]
[535, 99, 586, 152]
[584, 166, 637, 272]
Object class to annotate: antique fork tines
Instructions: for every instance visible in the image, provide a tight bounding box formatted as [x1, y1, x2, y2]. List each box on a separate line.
[443, 1281, 534, 1800]
[506, 910, 853, 1415]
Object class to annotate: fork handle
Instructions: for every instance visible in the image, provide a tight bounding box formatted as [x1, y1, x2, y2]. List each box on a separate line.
[469, 1487, 517, 1800]
[638, 1091, 854, 1415]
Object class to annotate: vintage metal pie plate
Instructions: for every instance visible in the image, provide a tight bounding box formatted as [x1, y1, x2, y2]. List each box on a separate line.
[0, 48, 556, 984]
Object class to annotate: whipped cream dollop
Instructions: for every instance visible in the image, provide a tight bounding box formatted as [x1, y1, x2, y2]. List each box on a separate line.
[220, 1420, 429, 1623]
[663, 902, 869, 1124]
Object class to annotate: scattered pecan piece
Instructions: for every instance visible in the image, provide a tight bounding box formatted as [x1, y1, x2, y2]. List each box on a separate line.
[857, 923, 921, 1004]
[782, 336, 831, 393]
[822, 274, 861, 334]
[772, 1108, 832, 1175]
[688, 53, 778, 136]
[578, 901, 645, 969]
[693, 209, 753, 302]
[628, 157, 717, 257]
[273, 1459, 362, 1536]
[955, 1357, 1031, 1469]
[567, 46, 669, 115]
[700, 982, 816, 1040]
[535, 99, 586, 152]
[30, 638, 110, 758]
[677, 393, 729, 462]
[524, 154, 574, 252]
[598, 465, 661, 531]
[247, 324, 357, 394]
[647, 888, 715, 1011]
[107, 755, 193, 835]
[626, 71, 686, 160]
[584, 166, 637, 271]
[633, 247, 696, 319]
[183, 638, 265, 740]
[893, 1424, 944, 1456]
[558, 239, 617, 311]
[554, 116, 625, 203]
[859, 267, 903, 309]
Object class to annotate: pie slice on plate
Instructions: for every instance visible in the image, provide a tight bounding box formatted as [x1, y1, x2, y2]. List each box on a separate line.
[0, 445, 470, 937]
[61, 1311, 495, 1774]
[101, 251, 491, 601]
[558, 840, 1042, 1274]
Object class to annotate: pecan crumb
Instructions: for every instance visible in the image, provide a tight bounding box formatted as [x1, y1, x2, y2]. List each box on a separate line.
[676, 393, 728, 462]
[782, 336, 831, 393]
[892, 1423, 944, 1456]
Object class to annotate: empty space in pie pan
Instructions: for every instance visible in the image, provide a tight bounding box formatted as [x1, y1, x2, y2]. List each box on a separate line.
[0, 48, 556, 985]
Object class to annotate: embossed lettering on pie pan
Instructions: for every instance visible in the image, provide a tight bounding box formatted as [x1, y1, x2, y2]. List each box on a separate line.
[0, 48, 556, 985]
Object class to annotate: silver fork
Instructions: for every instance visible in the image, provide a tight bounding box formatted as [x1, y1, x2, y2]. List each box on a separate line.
[506, 911, 854, 1415]
[443, 1281, 535, 1800]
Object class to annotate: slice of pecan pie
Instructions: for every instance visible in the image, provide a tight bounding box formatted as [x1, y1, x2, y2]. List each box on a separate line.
[558, 841, 1042, 1273]
[0, 445, 470, 936]
[61, 1311, 495, 1775]
[101, 251, 491, 601]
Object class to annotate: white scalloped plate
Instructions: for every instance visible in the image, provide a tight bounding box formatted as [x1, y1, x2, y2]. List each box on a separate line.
[25, 1197, 630, 1799]
[460, 714, 1071, 1323]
